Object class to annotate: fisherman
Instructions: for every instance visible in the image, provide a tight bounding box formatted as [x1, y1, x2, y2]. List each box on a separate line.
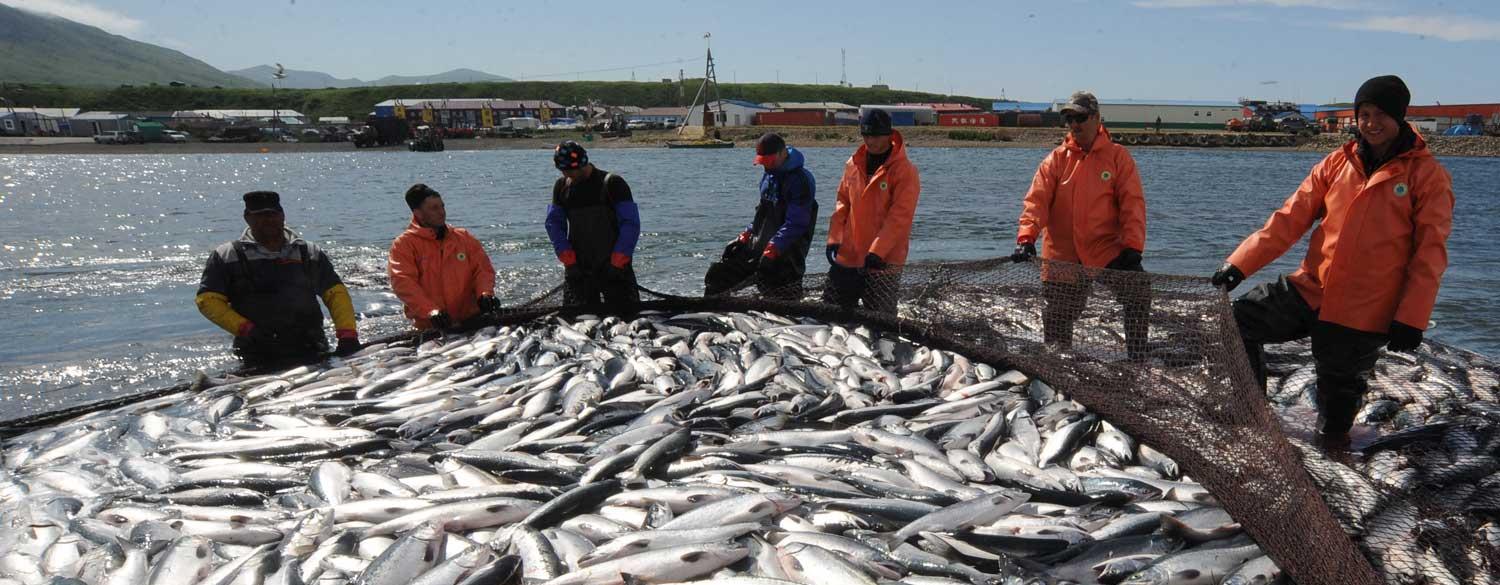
[387, 183, 499, 332]
[194, 191, 360, 365]
[706, 133, 817, 299]
[546, 141, 642, 312]
[823, 109, 921, 314]
[1211, 75, 1453, 438]
[1012, 91, 1150, 361]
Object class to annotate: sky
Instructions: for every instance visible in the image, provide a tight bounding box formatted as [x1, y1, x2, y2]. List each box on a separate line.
[5, 0, 1499, 104]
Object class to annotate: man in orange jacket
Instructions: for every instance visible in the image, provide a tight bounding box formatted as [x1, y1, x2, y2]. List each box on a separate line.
[1211, 75, 1454, 437]
[824, 109, 921, 314]
[1013, 91, 1150, 361]
[388, 184, 499, 331]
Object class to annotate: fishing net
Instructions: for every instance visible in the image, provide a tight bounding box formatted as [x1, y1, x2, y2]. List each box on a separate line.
[4, 256, 1496, 585]
[547, 257, 1494, 585]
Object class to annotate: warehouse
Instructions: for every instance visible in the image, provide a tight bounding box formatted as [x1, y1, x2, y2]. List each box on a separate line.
[686, 100, 771, 127]
[860, 105, 936, 126]
[1059, 99, 1244, 130]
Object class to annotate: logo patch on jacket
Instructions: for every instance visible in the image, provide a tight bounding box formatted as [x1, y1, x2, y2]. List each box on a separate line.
[879, 181, 888, 191]
[1100, 170, 1113, 182]
[456, 252, 467, 261]
[1393, 183, 1409, 197]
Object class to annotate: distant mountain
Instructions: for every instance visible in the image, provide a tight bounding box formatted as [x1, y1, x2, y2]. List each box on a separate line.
[369, 68, 512, 86]
[228, 65, 362, 89]
[0, 3, 257, 88]
[228, 66, 512, 88]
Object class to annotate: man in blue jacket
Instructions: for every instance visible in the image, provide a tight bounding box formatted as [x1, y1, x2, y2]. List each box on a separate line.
[707, 133, 817, 299]
[546, 141, 642, 312]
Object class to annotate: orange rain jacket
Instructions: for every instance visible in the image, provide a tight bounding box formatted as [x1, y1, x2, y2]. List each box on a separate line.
[828, 131, 922, 267]
[1227, 130, 1453, 334]
[388, 220, 497, 329]
[1017, 127, 1146, 268]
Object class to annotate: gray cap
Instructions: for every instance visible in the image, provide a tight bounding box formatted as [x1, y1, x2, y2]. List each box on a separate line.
[1059, 91, 1099, 116]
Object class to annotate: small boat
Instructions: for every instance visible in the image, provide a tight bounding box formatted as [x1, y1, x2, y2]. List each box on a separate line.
[665, 139, 734, 149]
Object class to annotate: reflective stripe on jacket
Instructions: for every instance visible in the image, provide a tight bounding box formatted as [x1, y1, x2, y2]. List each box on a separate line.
[1227, 129, 1453, 333]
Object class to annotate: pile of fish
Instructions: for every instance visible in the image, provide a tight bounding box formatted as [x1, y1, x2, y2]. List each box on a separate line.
[3, 308, 1468, 585]
[1260, 340, 1500, 584]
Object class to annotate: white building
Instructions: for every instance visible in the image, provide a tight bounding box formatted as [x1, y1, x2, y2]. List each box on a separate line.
[1055, 100, 1245, 130]
[686, 100, 772, 128]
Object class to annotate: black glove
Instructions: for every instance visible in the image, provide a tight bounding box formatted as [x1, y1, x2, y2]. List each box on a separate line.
[334, 337, 361, 357]
[825, 244, 841, 265]
[1210, 262, 1245, 292]
[1011, 242, 1037, 263]
[563, 264, 586, 281]
[864, 253, 887, 271]
[244, 323, 279, 346]
[1387, 321, 1423, 352]
[724, 232, 751, 261]
[428, 310, 452, 331]
[477, 295, 501, 313]
[1106, 248, 1143, 271]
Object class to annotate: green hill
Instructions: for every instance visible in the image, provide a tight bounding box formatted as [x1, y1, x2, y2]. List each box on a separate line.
[0, 3, 256, 88]
[4, 80, 997, 121]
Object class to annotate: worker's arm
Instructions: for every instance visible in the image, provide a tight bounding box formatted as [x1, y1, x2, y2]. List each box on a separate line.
[312, 246, 357, 339]
[469, 234, 498, 299]
[1114, 150, 1147, 252]
[827, 165, 854, 247]
[1226, 154, 1332, 277]
[1017, 150, 1059, 244]
[868, 161, 921, 263]
[769, 170, 816, 253]
[1394, 164, 1455, 330]
[545, 180, 573, 258]
[194, 250, 250, 336]
[608, 175, 641, 258]
[386, 237, 438, 322]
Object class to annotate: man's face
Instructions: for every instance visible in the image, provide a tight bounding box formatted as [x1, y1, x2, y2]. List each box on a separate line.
[244, 211, 285, 241]
[1357, 103, 1399, 148]
[561, 164, 589, 183]
[863, 135, 892, 155]
[414, 196, 446, 229]
[1066, 111, 1100, 143]
[761, 149, 788, 171]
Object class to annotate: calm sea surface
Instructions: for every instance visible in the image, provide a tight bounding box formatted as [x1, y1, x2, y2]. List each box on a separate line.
[3, 146, 1496, 419]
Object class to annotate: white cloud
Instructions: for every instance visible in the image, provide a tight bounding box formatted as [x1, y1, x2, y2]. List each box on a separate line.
[0, 0, 145, 36]
[1337, 14, 1500, 41]
[1133, 0, 1368, 8]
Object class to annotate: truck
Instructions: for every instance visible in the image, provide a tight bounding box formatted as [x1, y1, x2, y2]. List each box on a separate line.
[353, 116, 411, 148]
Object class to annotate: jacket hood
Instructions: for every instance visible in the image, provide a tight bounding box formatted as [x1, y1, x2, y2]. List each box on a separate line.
[851, 130, 909, 172]
[402, 218, 453, 241]
[1063, 126, 1113, 152]
[1344, 123, 1431, 168]
[767, 147, 807, 175]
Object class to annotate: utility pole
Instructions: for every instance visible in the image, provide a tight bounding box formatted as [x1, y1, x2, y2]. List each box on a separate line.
[841, 49, 848, 87]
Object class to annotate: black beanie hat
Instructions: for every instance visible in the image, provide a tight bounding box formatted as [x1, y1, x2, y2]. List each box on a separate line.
[1354, 75, 1410, 122]
[860, 109, 893, 136]
[405, 183, 440, 210]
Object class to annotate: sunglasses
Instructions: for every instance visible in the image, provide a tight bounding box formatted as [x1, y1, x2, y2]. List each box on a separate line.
[1064, 113, 1090, 124]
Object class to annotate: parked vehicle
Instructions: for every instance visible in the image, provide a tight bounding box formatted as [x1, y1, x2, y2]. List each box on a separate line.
[162, 130, 189, 143]
[93, 131, 142, 144]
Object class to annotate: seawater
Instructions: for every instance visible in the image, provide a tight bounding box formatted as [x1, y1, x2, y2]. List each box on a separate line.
[3, 146, 1496, 419]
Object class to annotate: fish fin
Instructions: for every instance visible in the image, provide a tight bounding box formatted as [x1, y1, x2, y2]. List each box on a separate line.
[620, 572, 644, 585]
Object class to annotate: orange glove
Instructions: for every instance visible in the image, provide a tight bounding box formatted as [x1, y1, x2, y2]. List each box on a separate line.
[558, 249, 577, 267]
[610, 252, 630, 269]
[762, 244, 779, 261]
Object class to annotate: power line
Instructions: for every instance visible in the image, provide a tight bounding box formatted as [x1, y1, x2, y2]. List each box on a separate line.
[513, 58, 693, 81]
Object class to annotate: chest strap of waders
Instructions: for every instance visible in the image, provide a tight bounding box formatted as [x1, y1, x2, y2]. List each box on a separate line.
[232, 240, 316, 292]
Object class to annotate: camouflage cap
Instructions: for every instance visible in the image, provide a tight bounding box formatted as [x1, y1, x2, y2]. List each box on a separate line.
[1060, 91, 1099, 116]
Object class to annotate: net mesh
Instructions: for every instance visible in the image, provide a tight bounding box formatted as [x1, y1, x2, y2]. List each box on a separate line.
[4, 256, 1496, 585]
[545, 256, 1493, 585]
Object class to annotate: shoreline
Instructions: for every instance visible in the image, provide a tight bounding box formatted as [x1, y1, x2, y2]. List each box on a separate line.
[4, 127, 1498, 157]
